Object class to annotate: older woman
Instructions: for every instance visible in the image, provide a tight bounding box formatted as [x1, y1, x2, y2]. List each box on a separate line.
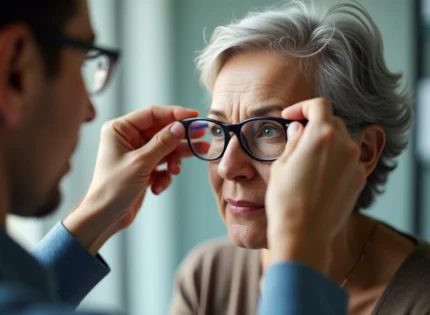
[170, 2, 430, 315]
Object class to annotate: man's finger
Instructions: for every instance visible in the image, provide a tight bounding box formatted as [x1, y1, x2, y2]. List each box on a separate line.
[282, 98, 332, 123]
[136, 122, 185, 169]
[142, 124, 206, 141]
[156, 141, 210, 166]
[278, 122, 304, 163]
[167, 153, 181, 175]
[122, 105, 199, 133]
[332, 117, 350, 135]
[150, 170, 172, 195]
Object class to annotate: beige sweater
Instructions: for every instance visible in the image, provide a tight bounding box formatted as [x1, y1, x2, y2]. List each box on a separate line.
[169, 236, 430, 315]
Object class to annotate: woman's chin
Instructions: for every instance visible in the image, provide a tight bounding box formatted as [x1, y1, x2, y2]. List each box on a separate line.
[228, 223, 268, 249]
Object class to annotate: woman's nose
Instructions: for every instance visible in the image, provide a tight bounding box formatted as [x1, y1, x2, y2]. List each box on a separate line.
[218, 136, 256, 181]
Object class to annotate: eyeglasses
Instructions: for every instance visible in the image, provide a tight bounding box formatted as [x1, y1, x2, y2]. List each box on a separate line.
[33, 31, 120, 95]
[181, 117, 307, 162]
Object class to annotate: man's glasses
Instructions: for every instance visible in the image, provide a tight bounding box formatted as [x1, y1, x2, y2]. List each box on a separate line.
[181, 117, 307, 162]
[33, 31, 120, 95]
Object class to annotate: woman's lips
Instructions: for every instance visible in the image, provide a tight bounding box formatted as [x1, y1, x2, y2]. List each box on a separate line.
[225, 198, 265, 215]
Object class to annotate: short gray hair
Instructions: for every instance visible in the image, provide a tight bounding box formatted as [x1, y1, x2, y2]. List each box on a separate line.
[196, 1, 412, 211]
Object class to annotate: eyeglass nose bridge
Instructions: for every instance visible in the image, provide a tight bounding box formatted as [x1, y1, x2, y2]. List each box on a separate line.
[220, 121, 258, 161]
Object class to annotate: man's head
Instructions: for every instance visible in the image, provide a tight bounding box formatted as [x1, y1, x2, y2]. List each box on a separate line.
[0, 0, 97, 218]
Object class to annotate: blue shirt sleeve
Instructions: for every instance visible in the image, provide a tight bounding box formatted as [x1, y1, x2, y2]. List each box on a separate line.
[31, 222, 110, 307]
[258, 262, 348, 315]
[0, 283, 112, 314]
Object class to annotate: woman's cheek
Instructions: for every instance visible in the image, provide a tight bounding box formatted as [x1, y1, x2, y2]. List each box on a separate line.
[258, 163, 272, 184]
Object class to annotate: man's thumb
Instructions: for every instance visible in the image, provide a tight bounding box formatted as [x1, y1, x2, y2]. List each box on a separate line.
[279, 122, 304, 161]
[136, 122, 185, 168]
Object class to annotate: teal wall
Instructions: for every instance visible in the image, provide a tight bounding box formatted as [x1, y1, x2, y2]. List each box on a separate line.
[172, 0, 414, 263]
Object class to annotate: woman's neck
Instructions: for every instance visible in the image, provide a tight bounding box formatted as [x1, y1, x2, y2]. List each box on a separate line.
[260, 213, 377, 288]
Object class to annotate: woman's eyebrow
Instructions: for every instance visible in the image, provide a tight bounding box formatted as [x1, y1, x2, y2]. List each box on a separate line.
[207, 105, 285, 119]
[247, 105, 285, 117]
[207, 108, 227, 119]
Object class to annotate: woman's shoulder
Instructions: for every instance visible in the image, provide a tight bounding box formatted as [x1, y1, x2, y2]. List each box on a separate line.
[177, 237, 258, 276]
[171, 238, 260, 314]
[171, 239, 260, 314]
[375, 236, 430, 314]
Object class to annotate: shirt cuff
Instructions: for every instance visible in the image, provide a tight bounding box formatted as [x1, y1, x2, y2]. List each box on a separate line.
[31, 222, 110, 306]
[258, 262, 348, 315]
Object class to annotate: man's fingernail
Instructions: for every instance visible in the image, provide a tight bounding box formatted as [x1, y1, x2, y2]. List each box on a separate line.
[154, 186, 164, 195]
[282, 107, 291, 114]
[287, 122, 299, 138]
[170, 122, 185, 138]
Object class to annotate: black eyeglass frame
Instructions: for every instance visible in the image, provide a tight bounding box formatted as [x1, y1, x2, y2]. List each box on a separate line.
[181, 117, 307, 162]
[32, 30, 120, 94]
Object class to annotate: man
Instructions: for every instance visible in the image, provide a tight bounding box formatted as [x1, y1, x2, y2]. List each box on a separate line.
[0, 1, 200, 313]
[0, 0, 360, 314]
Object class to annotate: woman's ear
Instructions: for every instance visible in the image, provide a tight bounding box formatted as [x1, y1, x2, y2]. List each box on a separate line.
[357, 124, 386, 176]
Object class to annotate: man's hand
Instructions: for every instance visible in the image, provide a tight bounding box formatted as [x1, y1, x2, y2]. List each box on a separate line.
[63, 106, 208, 254]
[265, 98, 366, 274]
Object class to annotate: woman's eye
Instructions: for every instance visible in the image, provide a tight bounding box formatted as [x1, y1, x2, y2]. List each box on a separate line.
[258, 125, 281, 138]
[210, 126, 224, 138]
[264, 127, 277, 137]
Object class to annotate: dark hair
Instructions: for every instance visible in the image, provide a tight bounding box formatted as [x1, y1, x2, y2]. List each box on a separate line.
[0, 1, 78, 76]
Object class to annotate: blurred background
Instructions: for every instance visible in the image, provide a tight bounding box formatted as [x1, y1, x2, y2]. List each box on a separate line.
[5, 0, 428, 314]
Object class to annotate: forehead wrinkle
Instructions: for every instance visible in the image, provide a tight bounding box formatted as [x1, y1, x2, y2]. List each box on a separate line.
[214, 81, 288, 102]
[211, 81, 294, 120]
[210, 51, 313, 121]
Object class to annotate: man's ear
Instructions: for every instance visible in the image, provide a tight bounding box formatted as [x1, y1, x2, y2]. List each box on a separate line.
[0, 24, 40, 128]
[357, 124, 386, 176]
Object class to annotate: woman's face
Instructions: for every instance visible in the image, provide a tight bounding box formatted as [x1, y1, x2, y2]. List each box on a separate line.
[208, 51, 314, 249]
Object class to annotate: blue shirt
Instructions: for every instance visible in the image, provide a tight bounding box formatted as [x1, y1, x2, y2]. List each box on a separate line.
[0, 222, 348, 314]
[0, 222, 109, 314]
[257, 262, 348, 315]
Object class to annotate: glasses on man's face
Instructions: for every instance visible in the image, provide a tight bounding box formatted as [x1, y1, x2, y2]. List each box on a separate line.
[181, 117, 306, 162]
[33, 31, 120, 95]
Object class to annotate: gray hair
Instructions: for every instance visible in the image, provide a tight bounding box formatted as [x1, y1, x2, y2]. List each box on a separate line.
[196, 1, 412, 211]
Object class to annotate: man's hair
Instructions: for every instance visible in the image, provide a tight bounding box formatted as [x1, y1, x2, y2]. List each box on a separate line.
[0, 1, 78, 76]
[196, 1, 412, 212]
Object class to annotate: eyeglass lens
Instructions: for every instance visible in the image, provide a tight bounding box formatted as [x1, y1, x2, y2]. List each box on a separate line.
[187, 119, 287, 160]
[81, 51, 111, 94]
